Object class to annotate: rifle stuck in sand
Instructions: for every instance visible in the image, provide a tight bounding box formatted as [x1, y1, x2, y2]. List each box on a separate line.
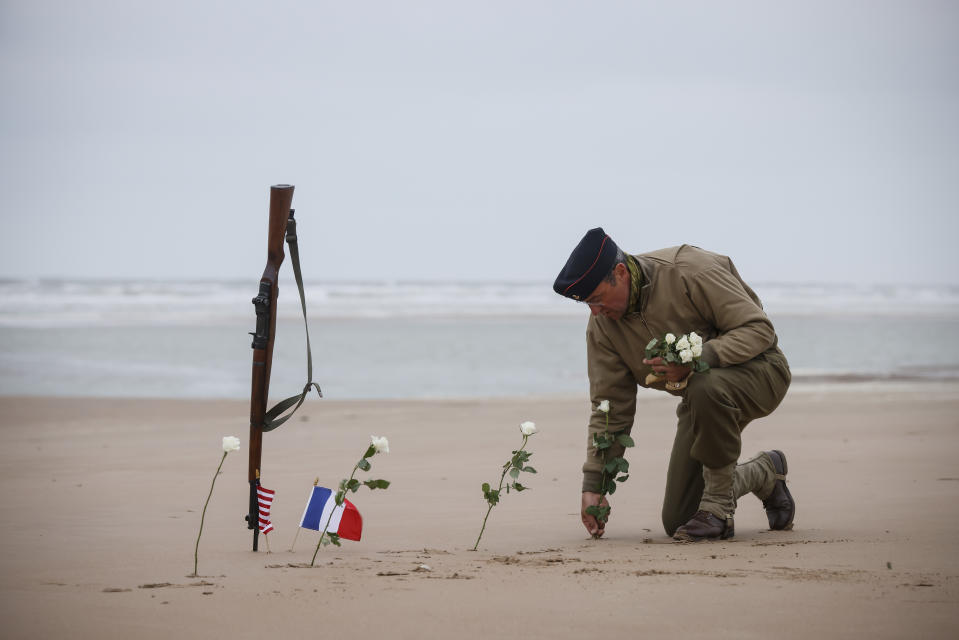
[246, 184, 322, 551]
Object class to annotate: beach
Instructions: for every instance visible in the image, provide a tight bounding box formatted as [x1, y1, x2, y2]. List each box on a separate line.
[2, 387, 958, 639]
[5, 1, 958, 636]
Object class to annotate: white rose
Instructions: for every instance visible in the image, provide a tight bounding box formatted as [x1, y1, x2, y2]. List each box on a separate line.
[691, 344, 703, 358]
[370, 435, 390, 454]
[519, 421, 537, 436]
[689, 332, 702, 346]
[676, 335, 690, 350]
[222, 436, 241, 453]
[597, 400, 610, 413]
[679, 349, 693, 364]
[664, 333, 676, 344]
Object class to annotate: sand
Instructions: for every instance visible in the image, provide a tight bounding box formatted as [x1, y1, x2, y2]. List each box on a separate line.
[1, 387, 958, 639]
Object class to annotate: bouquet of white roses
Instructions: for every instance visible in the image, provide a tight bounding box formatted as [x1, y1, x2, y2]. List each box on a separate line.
[644, 332, 709, 385]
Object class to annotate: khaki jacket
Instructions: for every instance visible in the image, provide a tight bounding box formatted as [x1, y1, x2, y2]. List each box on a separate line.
[583, 245, 781, 485]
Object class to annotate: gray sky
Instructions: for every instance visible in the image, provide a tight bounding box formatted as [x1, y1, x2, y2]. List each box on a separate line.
[2, 1, 957, 285]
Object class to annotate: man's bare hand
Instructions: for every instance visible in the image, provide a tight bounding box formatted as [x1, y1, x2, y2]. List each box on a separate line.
[642, 356, 692, 383]
[581, 491, 610, 538]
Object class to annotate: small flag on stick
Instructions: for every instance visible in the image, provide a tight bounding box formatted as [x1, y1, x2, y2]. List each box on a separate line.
[257, 485, 275, 536]
[299, 486, 363, 541]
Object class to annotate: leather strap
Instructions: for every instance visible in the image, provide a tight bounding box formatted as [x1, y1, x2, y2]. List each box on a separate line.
[262, 215, 322, 432]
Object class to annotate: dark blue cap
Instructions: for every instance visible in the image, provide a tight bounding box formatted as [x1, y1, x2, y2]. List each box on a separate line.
[552, 228, 619, 300]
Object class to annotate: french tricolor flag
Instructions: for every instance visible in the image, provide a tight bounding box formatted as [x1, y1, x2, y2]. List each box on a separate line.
[299, 486, 363, 541]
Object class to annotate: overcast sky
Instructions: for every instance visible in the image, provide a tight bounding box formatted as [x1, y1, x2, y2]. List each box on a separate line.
[1, 1, 957, 285]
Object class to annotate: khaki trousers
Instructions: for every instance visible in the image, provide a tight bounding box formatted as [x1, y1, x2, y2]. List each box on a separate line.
[661, 349, 791, 536]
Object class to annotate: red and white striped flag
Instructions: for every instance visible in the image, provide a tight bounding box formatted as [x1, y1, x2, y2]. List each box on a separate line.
[257, 485, 275, 535]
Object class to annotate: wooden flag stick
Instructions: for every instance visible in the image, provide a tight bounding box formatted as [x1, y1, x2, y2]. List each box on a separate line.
[289, 476, 319, 552]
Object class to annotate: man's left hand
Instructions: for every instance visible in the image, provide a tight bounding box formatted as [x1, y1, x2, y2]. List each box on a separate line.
[642, 357, 691, 383]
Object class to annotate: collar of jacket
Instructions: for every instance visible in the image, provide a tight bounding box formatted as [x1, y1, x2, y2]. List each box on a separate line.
[626, 253, 644, 313]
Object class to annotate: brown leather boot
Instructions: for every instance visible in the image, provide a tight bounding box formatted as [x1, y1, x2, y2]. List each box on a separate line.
[763, 450, 795, 530]
[672, 510, 734, 542]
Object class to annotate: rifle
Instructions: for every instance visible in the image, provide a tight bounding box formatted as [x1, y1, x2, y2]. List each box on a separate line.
[246, 184, 321, 551]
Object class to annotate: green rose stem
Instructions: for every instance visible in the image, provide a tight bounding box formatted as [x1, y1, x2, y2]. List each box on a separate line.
[586, 404, 632, 537]
[597, 411, 611, 511]
[309, 439, 390, 567]
[472, 433, 530, 552]
[193, 450, 228, 577]
[310, 455, 365, 567]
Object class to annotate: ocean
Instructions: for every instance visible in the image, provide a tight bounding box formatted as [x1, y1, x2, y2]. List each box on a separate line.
[1, 279, 957, 400]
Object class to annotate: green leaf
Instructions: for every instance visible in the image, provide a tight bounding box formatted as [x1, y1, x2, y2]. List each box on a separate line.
[603, 457, 630, 477]
[363, 444, 377, 459]
[512, 451, 531, 466]
[321, 532, 342, 547]
[585, 505, 601, 517]
[522, 466, 537, 474]
[482, 482, 490, 494]
[616, 434, 635, 448]
[606, 481, 617, 495]
[363, 479, 390, 490]
[509, 467, 520, 479]
[512, 482, 527, 492]
[616, 474, 630, 483]
[593, 434, 613, 450]
[486, 490, 500, 506]
[347, 479, 361, 493]
[357, 458, 371, 472]
[334, 490, 345, 505]
[646, 338, 659, 351]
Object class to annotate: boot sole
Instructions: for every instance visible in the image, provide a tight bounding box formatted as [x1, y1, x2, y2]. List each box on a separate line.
[673, 534, 734, 543]
[766, 449, 795, 530]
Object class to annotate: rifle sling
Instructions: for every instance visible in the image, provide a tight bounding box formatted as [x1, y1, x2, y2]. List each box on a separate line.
[262, 216, 322, 432]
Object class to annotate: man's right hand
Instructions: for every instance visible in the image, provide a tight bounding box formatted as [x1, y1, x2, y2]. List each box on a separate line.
[581, 491, 610, 538]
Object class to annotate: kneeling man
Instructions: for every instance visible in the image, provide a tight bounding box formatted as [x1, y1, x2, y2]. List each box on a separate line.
[553, 228, 795, 541]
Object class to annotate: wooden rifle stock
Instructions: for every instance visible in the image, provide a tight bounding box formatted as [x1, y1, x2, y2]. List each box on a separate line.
[247, 184, 294, 551]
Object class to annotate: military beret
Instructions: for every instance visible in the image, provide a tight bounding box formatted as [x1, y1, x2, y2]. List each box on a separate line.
[552, 227, 619, 300]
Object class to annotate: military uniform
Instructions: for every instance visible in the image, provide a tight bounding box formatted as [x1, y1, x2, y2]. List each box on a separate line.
[557, 235, 791, 537]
